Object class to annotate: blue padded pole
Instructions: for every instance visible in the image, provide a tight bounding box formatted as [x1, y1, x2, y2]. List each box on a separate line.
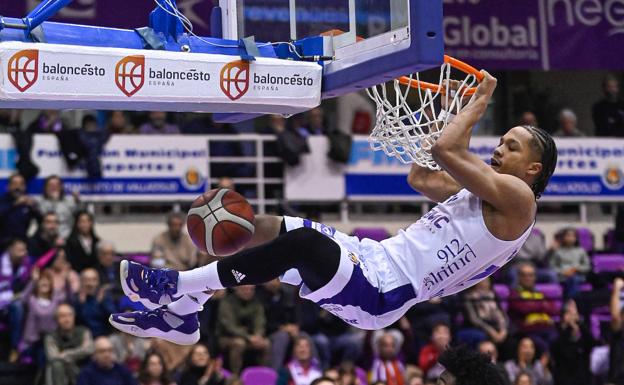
[210, 6, 222, 39]
[24, 0, 73, 31]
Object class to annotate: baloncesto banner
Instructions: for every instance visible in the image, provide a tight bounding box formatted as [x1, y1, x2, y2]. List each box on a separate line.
[0, 41, 322, 114]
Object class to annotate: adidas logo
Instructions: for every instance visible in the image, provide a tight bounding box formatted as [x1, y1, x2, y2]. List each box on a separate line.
[231, 269, 246, 283]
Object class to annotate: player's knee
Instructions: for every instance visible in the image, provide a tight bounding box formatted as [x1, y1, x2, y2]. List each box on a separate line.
[288, 227, 326, 245]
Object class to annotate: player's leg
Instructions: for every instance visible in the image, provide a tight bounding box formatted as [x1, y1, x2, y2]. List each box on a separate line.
[110, 227, 341, 344]
[244, 214, 283, 249]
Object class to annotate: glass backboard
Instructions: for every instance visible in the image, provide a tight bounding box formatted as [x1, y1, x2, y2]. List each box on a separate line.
[221, 0, 444, 98]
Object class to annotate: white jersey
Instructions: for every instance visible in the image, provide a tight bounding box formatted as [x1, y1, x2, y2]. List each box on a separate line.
[282, 188, 533, 329]
[381, 188, 534, 301]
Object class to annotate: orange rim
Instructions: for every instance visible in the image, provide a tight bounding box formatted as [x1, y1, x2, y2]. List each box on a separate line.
[398, 55, 484, 96]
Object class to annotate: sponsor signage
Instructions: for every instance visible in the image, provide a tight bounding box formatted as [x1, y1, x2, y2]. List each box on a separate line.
[0, 135, 210, 201]
[286, 136, 624, 202]
[0, 42, 322, 112]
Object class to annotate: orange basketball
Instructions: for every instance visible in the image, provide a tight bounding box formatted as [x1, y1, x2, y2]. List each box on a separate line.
[187, 189, 255, 256]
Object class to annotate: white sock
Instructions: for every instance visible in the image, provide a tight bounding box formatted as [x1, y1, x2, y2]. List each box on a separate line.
[177, 262, 223, 295]
[168, 291, 213, 315]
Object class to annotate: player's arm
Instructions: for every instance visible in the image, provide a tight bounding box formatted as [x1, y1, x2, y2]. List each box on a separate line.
[407, 164, 461, 203]
[431, 72, 534, 212]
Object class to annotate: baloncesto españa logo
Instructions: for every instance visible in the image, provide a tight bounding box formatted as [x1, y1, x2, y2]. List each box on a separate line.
[220, 60, 250, 101]
[115, 55, 145, 97]
[7, 50, 39, 92]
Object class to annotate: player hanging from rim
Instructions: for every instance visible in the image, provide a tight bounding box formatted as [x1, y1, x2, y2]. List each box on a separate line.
[109, 71, 558, 345]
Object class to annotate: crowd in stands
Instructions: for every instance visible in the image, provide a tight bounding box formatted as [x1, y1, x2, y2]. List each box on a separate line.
[0, 172, 623, 385]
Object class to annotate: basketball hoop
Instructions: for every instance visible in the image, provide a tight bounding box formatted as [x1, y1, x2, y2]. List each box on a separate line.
[367, 55, 484, 169]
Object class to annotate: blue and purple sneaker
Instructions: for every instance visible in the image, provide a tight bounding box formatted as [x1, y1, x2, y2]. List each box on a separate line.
[120, 260, 181, 310]
[109, 307, 200, 345]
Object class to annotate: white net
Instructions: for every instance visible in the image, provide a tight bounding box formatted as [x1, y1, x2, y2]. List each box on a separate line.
[366, 60, 480, 170]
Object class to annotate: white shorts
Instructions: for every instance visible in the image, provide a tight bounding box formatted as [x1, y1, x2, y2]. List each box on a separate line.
[281, 216, 419, 330]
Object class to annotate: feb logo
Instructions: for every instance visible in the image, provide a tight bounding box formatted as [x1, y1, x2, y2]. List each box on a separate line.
[115, 55, 145, 97]
[603, 165, 624, 190]
[348, 252, 359, 265]
[220, 60, 249, 101]
[7, 50, 39, 92]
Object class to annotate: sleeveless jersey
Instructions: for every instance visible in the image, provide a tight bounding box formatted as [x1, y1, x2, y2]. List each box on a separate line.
[380, 188, 534, 301]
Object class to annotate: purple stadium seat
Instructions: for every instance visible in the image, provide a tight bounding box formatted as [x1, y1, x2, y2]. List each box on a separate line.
[352, 228, 390, 242]
[576, 228, 594, 253]
[240, 367, 277, 385]
[493, 284, 510, 312]
[592, 254, 624, 273]
[355, 367, 369, 385]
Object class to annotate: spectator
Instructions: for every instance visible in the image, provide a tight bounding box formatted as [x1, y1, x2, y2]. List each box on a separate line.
[72, 268, 115, 337]
[178, 343, 225, 385]
[44, 303, 94, 385]
[257, 279, 302, 370]
[519, 111, 539, 127]
[0, 239, 31, 307]
[311, 378, 336, 385]
[514, 372, 534, 385]
[550, 299, 593, 385]
[369, 330, 406, 384]
[460, 277, 508, 347]
[65, 210, 100, 272]
[138, 352, 175, 385]
[36, 175, 80, 239]
[608, 277, 624, 385]
[0, 173, 38, 247]
[305, 107, 327, 136]
[549, 228, 591, 299]
[109, 331, 151, 376]
[139, 111, 180, 134]
[0, 109, 21, 133]
[504, 337, 553, 385]
[76, 336, 137, 385]
[151, 339, 193, 376]
[151, 212, 197, 270]
[27, 110, 69, 133]
[299, 299, 365, 369]
[19, 268, 72, 362]
[337, 362, 361, 385]
[107, 111, 136, 134]
[277, 335, 323, 385]
[593, 75, 624, 137]
[28, 211, 62, 261]
[508, 263, 557, 347]
[45, 247, 81, 294]
[418, 322, 451, 379]
[553, 109, 584, 137]
[478, 340, 511, 385]
[406, 297, 453, 354]
[95, 240, 124, 302]
[216, 285, 270, 374]
[79, 114, 110, 179]
[515, 230, 548, 269]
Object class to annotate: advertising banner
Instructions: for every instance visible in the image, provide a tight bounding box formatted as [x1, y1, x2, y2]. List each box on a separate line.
[443, 0, 624, 70]
[0, 42, 322, 113]
[2, 1, 622, 70]
[0, 134, 209, 201]
[346, 136, 624, 201]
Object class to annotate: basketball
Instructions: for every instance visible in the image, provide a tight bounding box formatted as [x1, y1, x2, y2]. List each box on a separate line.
[186, 189, 255, 256]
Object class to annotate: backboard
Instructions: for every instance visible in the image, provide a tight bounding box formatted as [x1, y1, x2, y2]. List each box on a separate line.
[221, 0, 444, 98]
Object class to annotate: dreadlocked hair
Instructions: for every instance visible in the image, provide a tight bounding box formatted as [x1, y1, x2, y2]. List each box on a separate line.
[438, 345, 506, 385]
[521, 125, 558, 199]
